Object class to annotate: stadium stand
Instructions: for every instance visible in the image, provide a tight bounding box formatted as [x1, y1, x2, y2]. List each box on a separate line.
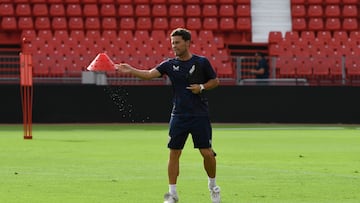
[1, 0, 360, 86]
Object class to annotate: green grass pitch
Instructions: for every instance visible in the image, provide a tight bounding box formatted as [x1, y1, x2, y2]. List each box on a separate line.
[0, 124, 359, 203]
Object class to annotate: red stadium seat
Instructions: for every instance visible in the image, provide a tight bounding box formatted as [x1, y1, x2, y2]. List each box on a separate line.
[268, 31, 283, 44]
[202, 5, 218, 17]
[150, 30, 167, 50]
[119, 30, 133, 43]
[350, 31, 360, 43]
[102, 17, 117, 30]
[168, 5, 184, 17]
[342, 5, 358, 18]
[236, 5, 251, 17]
[68, 17, 84, 30]
[151, 30, 166, 41]
[317, 31, 332, 41]
[100, 4, 116, 16]
[301, 31, 315, 43]
[153, 17, 169, 30]
[343, 18, 358, 31]
[33, 59, 49, 76]
[102, 30, 117, 41]
[52, 17, 67, 30]
[135, 4, 151, 16]
[118, 4, 134, 16]
[329, 56, 343, 78]
[333, 31, 348, 43]
[203, 18, 219, 30]
[219, 5, 235, 17]
[37, 30, 53, 41]
[35, 17, 51, 29]
[217, 64, 234, 77]
[219, 18, 235, 30]
[278, 57, 295, 77]
[22, 30, 37, 42]
[312, 58, 329, 77]
[120, 18, 135, 30]
[66, 4, 82, 16]
[186, 18, 202, 30]
[136, 17, 152, 30]
[307, 5, 323, 17]
[269, 44, 284, 56]
[86, 30, 101, 40]
[185, 5, 201, 17]
[16, 4, 32, 16]
[325, 18, 341, 31]
[295, 58, 312, 76]
[236, 17, 251, 31]
[214, 36, 224, 49]
[169, 18, 185, 29]
[33, 4, 48, 16]
[308, 18, 324, 31]
[285, 31, 299, 42]
[325, 5, 340, 17]
[346, 57, 360, 77]
[152, 4, 167, 17]
[85, 17, 100, 30]
[18, 17, 34, 30]
[291, 4, 306, 18]
[49, 4, 65, 16]
[199, 30, 214, 41]
[50, 61, 66, 76]
[70, 30, 85, 40]
[54, 30, 69, 39]
[0, 17, 17, 30]
[135, 30, 150, 40]
[292, 18, 307, 31]
[291, 5, 306, 17]
[0, 3, 14, 16]
[83, 4, 99, 16]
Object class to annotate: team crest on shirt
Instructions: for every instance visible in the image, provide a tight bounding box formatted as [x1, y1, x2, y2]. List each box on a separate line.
[172, 65, 179, 71]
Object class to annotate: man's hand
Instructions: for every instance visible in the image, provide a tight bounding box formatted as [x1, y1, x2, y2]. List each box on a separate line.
[115, 63, 132, 73]
[186, 84, 202, 94]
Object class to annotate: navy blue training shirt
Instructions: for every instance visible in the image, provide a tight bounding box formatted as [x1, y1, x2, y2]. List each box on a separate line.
[156, 55, 217, 117]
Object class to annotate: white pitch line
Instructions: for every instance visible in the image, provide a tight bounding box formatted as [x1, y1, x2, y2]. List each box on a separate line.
[214, 127, 348, 131]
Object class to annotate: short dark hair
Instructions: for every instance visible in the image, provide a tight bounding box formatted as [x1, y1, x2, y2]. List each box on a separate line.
[170, 28, 191, 41]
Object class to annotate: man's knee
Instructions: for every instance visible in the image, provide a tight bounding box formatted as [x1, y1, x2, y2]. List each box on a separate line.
[200, 148, 216, 158]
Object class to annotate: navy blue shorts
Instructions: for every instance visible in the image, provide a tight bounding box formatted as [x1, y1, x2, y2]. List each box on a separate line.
[168, 116, 212, 149]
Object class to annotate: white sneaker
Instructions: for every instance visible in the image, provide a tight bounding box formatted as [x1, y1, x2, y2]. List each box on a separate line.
[163, 192, 179, 203]
[210, 186, 221, 203]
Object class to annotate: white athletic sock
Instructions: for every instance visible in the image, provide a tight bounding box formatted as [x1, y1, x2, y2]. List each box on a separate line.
[208, 177, 216, 189]
[169, 184, 177, 195]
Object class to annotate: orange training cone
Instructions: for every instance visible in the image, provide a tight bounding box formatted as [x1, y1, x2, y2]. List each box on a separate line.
[87, 53, 115, 71]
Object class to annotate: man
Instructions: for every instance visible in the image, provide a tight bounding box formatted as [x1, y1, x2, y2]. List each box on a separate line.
[251, 52, 269, 79]
[115, 28, 221, 203]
